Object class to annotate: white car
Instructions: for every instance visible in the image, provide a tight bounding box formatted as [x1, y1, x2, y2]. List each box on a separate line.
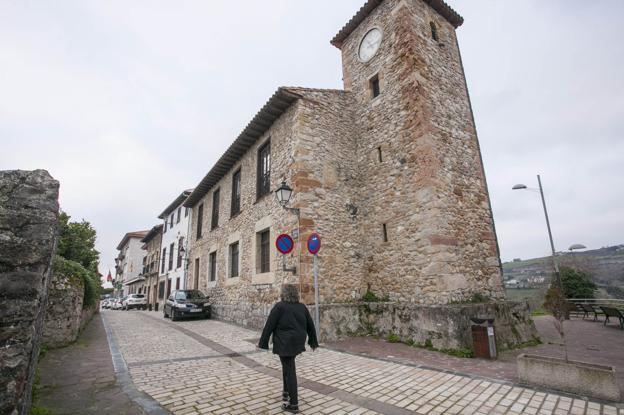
[111, 297, 125, 310]
[123, 294, 147, 310]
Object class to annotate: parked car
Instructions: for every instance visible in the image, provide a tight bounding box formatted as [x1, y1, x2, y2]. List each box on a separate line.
[164, 290, 211, 321]
[111, 297, 125, 310]
[123, 294, 147, 310]
[101, 299, 110, 309]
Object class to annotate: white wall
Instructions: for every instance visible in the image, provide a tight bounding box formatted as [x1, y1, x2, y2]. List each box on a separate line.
[120, 236, 145, 296]
[159, 203, 191, 292]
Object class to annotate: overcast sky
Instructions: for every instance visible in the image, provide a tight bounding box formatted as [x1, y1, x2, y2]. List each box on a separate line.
[1, 1, 623, 278]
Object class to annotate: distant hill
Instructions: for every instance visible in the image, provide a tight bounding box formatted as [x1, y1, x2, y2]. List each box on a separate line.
[502, 245, 624, 299]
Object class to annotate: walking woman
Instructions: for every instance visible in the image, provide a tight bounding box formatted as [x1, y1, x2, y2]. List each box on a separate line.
[258, 284, 319, 413]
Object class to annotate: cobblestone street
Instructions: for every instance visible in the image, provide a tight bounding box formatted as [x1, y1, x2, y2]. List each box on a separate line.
[101, 310, 622, 415]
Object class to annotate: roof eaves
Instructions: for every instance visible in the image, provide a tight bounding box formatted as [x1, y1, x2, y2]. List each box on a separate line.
[141, 224, 164, 243]
[184, 87, 302, 208]
[330, 0, 463, 48]
[158, 190, 193, 219]
[116, 230, 149, 250]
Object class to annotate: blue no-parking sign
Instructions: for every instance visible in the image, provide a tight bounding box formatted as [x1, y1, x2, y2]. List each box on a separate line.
[276, 234, 294, 255]
[307, 233, 321, 255]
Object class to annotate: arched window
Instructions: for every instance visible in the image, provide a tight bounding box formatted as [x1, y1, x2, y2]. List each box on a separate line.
[430, 21, 439, 41]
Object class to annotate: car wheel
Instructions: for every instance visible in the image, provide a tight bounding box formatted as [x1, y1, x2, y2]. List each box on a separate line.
[171, 309, 179, 322]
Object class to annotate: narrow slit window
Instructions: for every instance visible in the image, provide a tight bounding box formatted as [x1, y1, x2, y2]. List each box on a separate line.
[377, 146, 383, 162]
[194, 258, 200, 289]
[370, 75, 380, 98]
[196, 204, 203, 239]
[211, 188, 220, 230]
[229, 242, 239, 278]
[382, 223, 388, 242]
[430, 22, 438, 41]
[209, 251, 217, 281]
[256, 140, 271, 199]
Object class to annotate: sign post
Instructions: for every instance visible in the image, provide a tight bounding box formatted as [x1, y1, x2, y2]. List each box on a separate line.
[276, 234, 296, 274]
[307, 233, 321, 339]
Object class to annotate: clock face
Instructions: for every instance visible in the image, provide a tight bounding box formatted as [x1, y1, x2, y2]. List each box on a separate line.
[358, 28, 382, 62]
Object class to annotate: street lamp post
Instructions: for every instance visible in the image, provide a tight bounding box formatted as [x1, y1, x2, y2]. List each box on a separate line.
[275, 181, 300, 275]
[275, 181, 321, 338]
[513, 174, 560, 286]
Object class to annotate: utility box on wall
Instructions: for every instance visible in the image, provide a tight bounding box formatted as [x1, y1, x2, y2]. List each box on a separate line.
[471, 318, 497, 359]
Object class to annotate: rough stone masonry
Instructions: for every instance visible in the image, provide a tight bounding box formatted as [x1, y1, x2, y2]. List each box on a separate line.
[184, 0, 538, 347]
[0, 170, 59, 415]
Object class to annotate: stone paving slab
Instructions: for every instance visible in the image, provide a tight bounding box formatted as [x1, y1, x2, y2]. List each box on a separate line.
[102, 310, 624, 414]
[36, 314, 148, 415]
[105, 310, 221, 364]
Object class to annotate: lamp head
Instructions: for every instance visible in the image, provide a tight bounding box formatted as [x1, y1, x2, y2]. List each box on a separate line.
[512, 184, 527, 190]
[275, 181, 293, 207]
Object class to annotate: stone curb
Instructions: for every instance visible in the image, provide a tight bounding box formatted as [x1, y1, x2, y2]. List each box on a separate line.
[101, 314, 172, 415]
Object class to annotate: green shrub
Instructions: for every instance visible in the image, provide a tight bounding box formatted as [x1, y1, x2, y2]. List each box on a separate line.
[361, 290, 381, 302]
[559, 266, 597, 299]
[53, 255, 100, 309]
[386, 333, 400, 343]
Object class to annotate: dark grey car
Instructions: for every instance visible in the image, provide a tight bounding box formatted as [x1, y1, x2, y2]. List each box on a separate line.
[163, 290, 211, 321]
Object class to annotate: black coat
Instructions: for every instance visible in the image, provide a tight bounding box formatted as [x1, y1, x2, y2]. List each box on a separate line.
[258, 301, 319, 357]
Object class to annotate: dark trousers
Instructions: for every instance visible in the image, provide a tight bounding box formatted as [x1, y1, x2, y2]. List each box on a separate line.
[279, 355, 298, 405]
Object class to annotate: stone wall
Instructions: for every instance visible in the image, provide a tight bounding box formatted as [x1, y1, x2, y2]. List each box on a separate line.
[317, 300, 538, 350]
[0, 170, 59, 415]
[339, 0, 505, 304]
[188, 0, 514, 344]
[79, 304, 98, 333]
[42, 270, 84, 349]
[210, 299, 538, 351]
[189, 0, 506, 310]
[189, 97, 305, 308]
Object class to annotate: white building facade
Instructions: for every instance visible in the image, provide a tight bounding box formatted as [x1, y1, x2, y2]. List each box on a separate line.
[158, 190, 193, 299]
[115, 231, 149, 296]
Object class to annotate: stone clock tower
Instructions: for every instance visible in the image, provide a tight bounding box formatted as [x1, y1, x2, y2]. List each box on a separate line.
[331, 0, 505, 304]
[185, 0, 535, 348]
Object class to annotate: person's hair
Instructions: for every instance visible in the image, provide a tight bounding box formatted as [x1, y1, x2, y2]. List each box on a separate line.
[281, 284, 299, 303]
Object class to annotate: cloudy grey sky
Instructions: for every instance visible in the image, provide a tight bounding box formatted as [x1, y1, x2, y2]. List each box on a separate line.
[1, 1, 623, 277]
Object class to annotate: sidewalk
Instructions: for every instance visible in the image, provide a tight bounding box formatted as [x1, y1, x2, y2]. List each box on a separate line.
[326, 316, 624, 396]
[35, 313, 148, 415]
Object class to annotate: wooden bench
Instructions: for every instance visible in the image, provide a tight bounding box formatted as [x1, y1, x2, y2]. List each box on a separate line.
[579, 303, 604, 321]
[600, 306, 624, 329]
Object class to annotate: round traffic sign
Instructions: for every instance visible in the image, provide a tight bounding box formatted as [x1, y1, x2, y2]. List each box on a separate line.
[276, 234, 294, 255]
[307, 233, 321, 255]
